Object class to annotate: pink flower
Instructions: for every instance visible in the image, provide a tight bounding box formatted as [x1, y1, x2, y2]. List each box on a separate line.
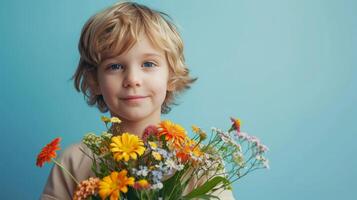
[248, 135, 261, 146]
[235, 131, 249, 140]
[142, 125, 159, 141]
[258, 144, 269, 153]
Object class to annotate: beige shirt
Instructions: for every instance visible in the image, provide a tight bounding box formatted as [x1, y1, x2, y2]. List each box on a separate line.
[40, 142, 235, 200]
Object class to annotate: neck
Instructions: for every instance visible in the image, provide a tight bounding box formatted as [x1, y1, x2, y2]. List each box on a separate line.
[109, 111, 162, 138]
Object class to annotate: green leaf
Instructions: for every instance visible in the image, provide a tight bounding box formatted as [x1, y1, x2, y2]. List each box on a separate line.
[182, 176, 229, 199]
[88, 195, 102, 200]
[183, 194, 220, 200]
[123, 187, 140, 200]
[162, 166, 190, 200]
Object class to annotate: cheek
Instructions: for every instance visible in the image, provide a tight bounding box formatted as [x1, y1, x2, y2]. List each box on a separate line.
[149, 77, 168, 98]
[99, 77, 121, 97]
[154, 80, 168, 94]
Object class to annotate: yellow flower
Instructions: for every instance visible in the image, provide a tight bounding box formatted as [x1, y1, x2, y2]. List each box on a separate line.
[99, 170, 134, 200]
[110, 133, 146, 162]
[187, 139, 203, 157]
[157, 120, 187, 148]
[152, 151, 162, 161]
[191, 125, 207, 141]
[101, 116, 121, 124]
[101, 116, 111, 123]
[148, 141, 158, 149]
[199, 131, 207, 141]
[137, 179, 149, 187]
[110, 117, 121, 124]
[191, 125, 200, 134]
[133, 179, 150, 190]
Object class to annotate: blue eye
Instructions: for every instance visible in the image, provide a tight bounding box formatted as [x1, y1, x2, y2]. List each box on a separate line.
[108, 63, 124, 70]
[143, 62, 156, 68]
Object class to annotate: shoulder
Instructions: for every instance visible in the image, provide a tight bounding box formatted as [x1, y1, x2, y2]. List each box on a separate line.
[59, 142, 89, 159]
[57, 142, 92, 170]
[40, 142, 93, 200]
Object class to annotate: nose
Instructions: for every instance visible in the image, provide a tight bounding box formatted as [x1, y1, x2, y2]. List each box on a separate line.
[122, 67, 142, 88]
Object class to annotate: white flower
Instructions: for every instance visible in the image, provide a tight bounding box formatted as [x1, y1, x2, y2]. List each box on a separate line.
[177, 164, 184, 171]
[155, 162, 164, 170]
[151, 182, 163, 189]
[256, 155, 269, 169]
[255, 155, 264, 161]
[248, 135, 261, 146]
[157, 182, 163, 189]
[205, 159, 212, 167]
[233, 152, 245, 166]
[258, 144, 269, 153]
[236, 131, 249, 140]
[165, 159, 183, 171]
[218, 132, 232, 143]
[263, 159, 270, 169]
[165, 159, 176, 168]
[137, 166, 148, 177]
[228, 139, 242, 151]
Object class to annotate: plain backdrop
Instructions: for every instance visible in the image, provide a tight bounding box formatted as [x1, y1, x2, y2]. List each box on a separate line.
[1, 0, 356, 199]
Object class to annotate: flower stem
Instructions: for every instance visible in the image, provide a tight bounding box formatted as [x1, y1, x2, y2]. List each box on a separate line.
[51, 158, 80, 185]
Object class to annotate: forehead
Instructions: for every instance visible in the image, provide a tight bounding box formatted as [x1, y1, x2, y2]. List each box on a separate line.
[102, 33, 166, 62]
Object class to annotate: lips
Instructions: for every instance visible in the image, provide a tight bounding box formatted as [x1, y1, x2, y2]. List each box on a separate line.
[121, 95, 148, 100]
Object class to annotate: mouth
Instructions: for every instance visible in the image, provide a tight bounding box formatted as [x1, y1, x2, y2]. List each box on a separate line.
[120, 95, 149, 104]
[120, 95, 148, 100]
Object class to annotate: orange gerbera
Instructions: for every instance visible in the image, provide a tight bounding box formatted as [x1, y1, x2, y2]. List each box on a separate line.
[176, 139, 203, 163]
[36, 137, 61, 167]
[157, 120, 188, 148]
[99, 170, 135, 200]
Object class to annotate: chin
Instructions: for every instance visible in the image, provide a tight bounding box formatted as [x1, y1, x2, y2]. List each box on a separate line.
[114, 109, 152, 122]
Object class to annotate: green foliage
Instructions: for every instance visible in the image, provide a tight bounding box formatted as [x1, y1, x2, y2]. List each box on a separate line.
[183, 176, 230, 199]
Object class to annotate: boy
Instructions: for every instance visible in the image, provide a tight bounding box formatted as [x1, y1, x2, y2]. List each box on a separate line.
[41, 1, 235, 199]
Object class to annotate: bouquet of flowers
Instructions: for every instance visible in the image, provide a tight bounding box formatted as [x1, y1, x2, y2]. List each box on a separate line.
[36, 117, 269, 200]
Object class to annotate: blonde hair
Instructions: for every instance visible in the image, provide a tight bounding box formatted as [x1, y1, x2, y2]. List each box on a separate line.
[71, 1, 197, 114]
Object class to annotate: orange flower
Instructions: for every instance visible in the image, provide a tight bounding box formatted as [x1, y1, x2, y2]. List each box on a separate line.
[176, 139, 203, 163]
[99, 170, 135, 200]
[133, 179, 150, 190]
[73, 177, 100, 200]
[230, 117, 242, 133]
[157, 120, 187, 148]
[36, 137, 61, 167]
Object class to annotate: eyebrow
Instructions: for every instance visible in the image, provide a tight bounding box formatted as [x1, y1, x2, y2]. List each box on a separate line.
[102, 53, 163, 66]
[141, 53, 162, 58]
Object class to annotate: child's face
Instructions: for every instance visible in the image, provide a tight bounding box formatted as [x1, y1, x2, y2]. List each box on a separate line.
[96, 34, 171, 122]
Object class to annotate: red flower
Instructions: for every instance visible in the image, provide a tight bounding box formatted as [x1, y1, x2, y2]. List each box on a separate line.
[230, 117, 241, 133]
[36, 137, 61, 167]
[142, 125, 159, 141]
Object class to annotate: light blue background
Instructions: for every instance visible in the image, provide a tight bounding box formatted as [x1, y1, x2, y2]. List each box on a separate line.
[1, 0, 356, 199]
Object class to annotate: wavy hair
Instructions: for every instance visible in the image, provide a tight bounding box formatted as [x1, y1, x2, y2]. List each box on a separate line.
[71, 1, 197, 114]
